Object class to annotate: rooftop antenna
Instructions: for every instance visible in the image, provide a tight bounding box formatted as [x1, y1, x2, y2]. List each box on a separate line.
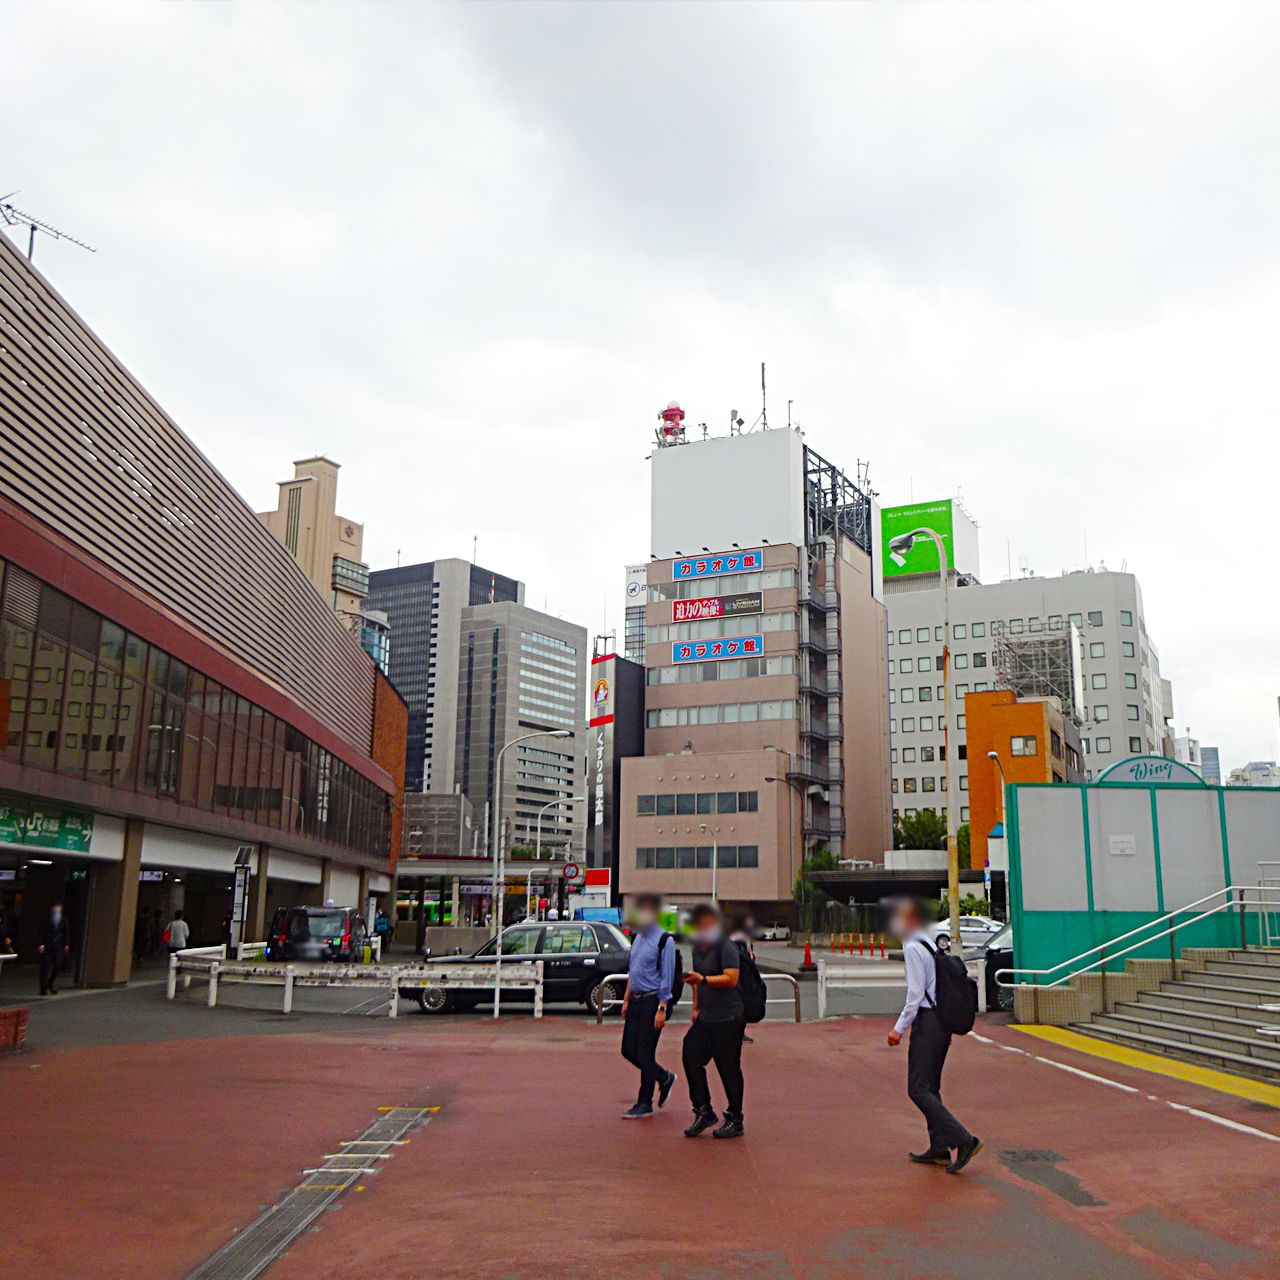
[0, 196, 96, 263]
[787, 399, 793, 429]
[472, 535, 477, 564]
[760, 362, 768, 430]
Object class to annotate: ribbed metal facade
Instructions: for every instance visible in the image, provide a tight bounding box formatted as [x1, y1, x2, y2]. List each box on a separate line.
[0, 233, 374, 749]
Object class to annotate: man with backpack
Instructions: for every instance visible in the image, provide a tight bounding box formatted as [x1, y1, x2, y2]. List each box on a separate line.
[885, 897, 982, 1174]
[682, 903, 746, 1139]
[619, 892, 678, 1119]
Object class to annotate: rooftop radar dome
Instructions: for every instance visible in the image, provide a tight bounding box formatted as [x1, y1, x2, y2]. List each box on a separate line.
[657, 400, 686, 446]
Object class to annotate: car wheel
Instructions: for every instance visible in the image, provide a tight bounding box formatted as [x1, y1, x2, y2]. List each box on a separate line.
[996, 982, 1014, 1012]
[585, 978, 619, 1016]
[415, 986, 454, 1015]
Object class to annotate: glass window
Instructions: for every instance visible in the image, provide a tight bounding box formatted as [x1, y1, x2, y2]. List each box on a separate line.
[1009, 619, 1024, 634]
[1129, 736, 1143, 753]
[717, 791, 738, 814]
[1120, 610, 1133, 626]
[959, 775, 969, 791]
[1096, 736, 1111, 753]
[916, 656, 931, 673]
[1094, 705, 1110, 721]
[636, 847, 655, 868]
[954, 654, 968, 669]
[902, 747, 917, 763]
[916, 628, 929, 643]
[656, 847, 676, 868]
[676, 793, 696, 815]
[738, 791, 758, 812]
[952, 624, 966, 640]
[696, 846, 712, 868]
[656, 794, 675, 815]
[934, 626, 943, 641]
[1088, 611, 1103, 627]
[1029, 617, 1043, 633]
[920, 746, 935, 762]
[886, 629, 894, 645]
[1068, 612, 1082, 628]
[918, 686, 932, 702]
[541, 926, 593, 954]
[899, 657, 914, 674]
[1126, 705, 1140, 721]
[901, 718, 915, 732]
[676, 846, 696, 869]
[1122, 641, 1135, 658]
[479, 927, 542, 956]
[971, 622, 985, 639]
[737, 845, 759, 868]
[1011, 735, 1037, 757]
[637, 795, 656, 815]
[898, 630, 912, 644]
[1124, 673, 1137, 689]
[903, 778, 917, 793]
[900, 688, 914, 703]
[919, 716, 934, 731]
[887, 659, 895, 675]
[955, 684, 968, 697]
[921, 777, 935, 792]
[1048, 615, 1062, 630]
[1089, 642, 1105, 658]
[972, 652, 987, 668]
[1091, 673, 1107, 689]
[717, 845, 737, 868]
[696, 792, 714, 814]
[891, 778, 898, 793]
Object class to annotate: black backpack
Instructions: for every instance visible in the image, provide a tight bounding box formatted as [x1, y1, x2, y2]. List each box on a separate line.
[657, 931, 684, 1009]
[921, 938, 978, 1035]
[735, 940, 767, 1024]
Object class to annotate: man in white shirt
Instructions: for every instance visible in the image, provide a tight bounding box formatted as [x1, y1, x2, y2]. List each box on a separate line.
[886, 897, 981, 1174]
[166, 910, 190, 953]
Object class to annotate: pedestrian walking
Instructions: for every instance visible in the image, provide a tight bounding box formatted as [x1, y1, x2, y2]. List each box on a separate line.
[166, 909, 190, 954]
[682, 903, 745, 1139]
[886, 896, 982, 1174]
[37, 902, 71, 995]
[728, 908, 759, 1043]
[619, 892, 678, 1119]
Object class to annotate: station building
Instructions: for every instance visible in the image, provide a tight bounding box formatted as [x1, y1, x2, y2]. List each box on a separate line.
[0, 233, 406, 986]
[618, 423, 893, 923]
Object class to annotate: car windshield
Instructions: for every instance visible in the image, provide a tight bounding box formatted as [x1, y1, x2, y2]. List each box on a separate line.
[306, 911, 347, 937]
[986, 923, 1012, 949]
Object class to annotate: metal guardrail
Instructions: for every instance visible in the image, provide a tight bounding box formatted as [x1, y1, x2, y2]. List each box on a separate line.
[594, 970, 801, 1024]
[167, 946, 544, 1017]
[994, 884, 1280, 1020]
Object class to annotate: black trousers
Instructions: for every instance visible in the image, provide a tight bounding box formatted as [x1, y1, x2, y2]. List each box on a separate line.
[906, 1009, 972, 1151]
[621, 994, 668, 1105]
[39, 951, 62, 993]
[683, 1017, 744, 1116]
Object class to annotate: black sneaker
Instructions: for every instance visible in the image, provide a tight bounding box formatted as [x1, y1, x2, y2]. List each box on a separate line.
[713, 1111, 744, 1139]
[946, 1137, 982, 1174]
[684, 1105, 718, 1137]
[658, 1069, 678, 1108]
[621, 1102, 654, 1120]
[909, 1149, 951, 1165]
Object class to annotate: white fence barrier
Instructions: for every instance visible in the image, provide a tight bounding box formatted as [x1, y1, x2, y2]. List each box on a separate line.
[594, 970, 802, 1024]
[816, 955, 986, 1018]
[167, 946, 543, 1018]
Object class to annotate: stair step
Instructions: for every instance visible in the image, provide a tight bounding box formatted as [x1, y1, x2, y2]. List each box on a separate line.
[1227, 949, 1280, 967]
[1071, 1021, 1280, 1083]
[1165, 978, 1275, 1008]
[1123, 997, 1280, 1038]
[1104, 1008, 1280, 1060]
[1179, 970, 1280, 996]
[1137, 989, 1280, 1025]
[1203, 958, 1280, 983]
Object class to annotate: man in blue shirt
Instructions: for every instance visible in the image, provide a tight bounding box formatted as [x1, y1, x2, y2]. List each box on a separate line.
[619, 892, 677, 1119]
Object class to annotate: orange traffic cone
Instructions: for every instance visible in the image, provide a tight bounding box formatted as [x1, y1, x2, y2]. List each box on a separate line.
[801, 939, 817, 973]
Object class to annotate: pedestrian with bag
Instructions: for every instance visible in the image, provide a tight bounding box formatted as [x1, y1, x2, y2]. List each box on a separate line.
[619, 892, 679, 1119]
[728, 908, 767, 1042]
[682, 903, 745, 1139]
[886, 896, 981, 1174]
[165, 909, 190, 954]
[37, 902, 71, 995]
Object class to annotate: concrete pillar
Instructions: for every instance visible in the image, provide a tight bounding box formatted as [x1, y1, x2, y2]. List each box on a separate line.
[84, 817, 144, 988]
[451, 876, 461, 927]
[320, 858, 334, 904]
[245, 845, 270, 943]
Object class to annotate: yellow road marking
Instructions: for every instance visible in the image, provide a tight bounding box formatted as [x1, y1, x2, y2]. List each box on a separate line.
[1013, 1025, 1280, 1108]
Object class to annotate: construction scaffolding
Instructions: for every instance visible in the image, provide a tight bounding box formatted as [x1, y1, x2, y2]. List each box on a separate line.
[992, 622, 1084, 723]
[803, 446, 874, 556]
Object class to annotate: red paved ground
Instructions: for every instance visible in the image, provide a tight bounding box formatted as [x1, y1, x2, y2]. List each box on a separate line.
[3, 1011, 1278, 1279]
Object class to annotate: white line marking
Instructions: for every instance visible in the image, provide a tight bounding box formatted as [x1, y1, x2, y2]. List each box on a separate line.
[1033, 1055, 1140, 1093]
[999, 1044, 1027, 1054]
[970, 1032, 995, 1044]
[1165, 1101, 1280, 1144]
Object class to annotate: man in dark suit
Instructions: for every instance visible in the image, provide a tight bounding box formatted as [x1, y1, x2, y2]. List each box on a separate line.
[38, 902, 71, 995]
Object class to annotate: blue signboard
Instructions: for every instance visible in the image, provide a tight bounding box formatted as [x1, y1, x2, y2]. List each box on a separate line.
[672, 636, 764, 664]
[672, 549, 762, 580]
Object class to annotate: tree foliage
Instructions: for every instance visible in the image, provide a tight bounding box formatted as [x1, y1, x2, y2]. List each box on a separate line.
[893, 809, 946, 850]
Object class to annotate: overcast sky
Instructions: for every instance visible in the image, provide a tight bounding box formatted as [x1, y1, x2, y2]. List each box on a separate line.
[5, 2, 1279, 769]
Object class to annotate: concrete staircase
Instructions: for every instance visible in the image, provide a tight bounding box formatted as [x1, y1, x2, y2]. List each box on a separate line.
[1074, 949, 1280, 1084]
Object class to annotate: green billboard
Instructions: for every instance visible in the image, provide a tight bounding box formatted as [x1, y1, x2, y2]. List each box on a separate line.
[0, 795, 94, 853]
[881, 500, 955, 578]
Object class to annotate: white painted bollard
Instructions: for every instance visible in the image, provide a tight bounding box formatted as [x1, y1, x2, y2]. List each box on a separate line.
[283, 965, 295, 1014]
[167, 955, 178, 1001]
[207, 961, 219, 1008]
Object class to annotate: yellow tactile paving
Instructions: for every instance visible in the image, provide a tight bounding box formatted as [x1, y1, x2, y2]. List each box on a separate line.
[1014, 1024, 1280, 1107]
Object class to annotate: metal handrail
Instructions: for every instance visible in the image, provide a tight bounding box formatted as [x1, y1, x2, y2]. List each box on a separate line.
[594, 971, 802, 1024]
[995, 884, 1280, 997]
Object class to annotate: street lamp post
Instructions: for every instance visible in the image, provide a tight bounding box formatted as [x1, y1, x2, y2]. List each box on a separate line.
[987, 750, 1008, 920]
[534, 795, 586, 862]
[490, 729, 571, 1019]
[699, 823, 719, 905]
[765, 757, 804, 924]
[888, 526, 959, 950]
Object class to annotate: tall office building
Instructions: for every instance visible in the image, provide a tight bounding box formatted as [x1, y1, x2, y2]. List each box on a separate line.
[623, 565, 647, 663]
[1174, 734, 1203, 777]
[618, 422, 892, 919]
[365, 560, 520, 794]
[367, 562, 588, 857]
[1200, 746, 1222, 786]
[258, 457, 390, 673]
[882, 499, 1175, 854]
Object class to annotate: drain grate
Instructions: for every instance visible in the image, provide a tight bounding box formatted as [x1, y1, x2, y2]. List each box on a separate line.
[183, 1107, 433, 1280]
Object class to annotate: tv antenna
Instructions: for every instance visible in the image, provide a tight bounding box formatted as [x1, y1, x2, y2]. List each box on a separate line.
[760, 362, 768, 430]
[0, 195, 96, 262]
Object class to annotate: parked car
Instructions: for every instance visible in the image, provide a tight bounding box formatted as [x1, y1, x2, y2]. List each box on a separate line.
[401, 920, 631, 1015]
[265, 906, 371, 964]
[756, 923, 791, 942]
[983, 922, 1014, 1011]
[927, 914, 1003, 952]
